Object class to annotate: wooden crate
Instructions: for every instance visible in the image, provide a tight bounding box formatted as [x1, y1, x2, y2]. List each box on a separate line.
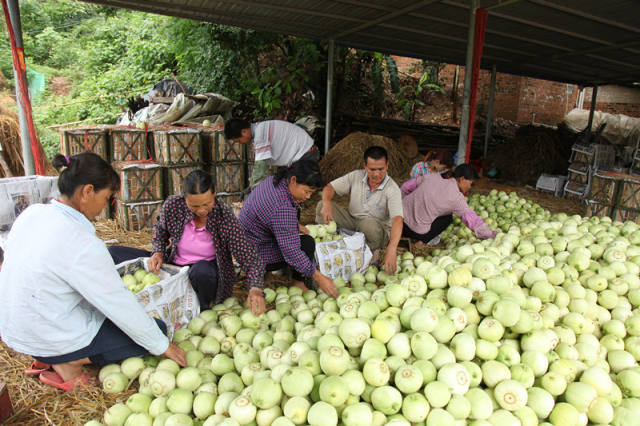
[165, 163, 203, 196]
[216, 192, 243, 209]
[59, 128, 109, 160]
[612, 206, 640, 224]
[153, 128, 202, 164]
[203, 130, 245, 163]
[617, 176, 640, 210]
[116, 200, 163, 231]
[584, 199, 613, 219]
[111, 127, 151, 162]
[587, 171, 620, 204]
[214, 162, 246, 193]
[113, 161, 163, 202]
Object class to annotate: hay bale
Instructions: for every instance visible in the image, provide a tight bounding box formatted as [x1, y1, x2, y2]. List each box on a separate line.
[320, 132, 415, 184]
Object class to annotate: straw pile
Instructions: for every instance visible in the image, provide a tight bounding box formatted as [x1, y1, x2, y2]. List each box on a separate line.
[0, 104, 23, 177]
[320, 132, 417, 184]
[487, 124, 576, 186]
[0, 342, 131, 425]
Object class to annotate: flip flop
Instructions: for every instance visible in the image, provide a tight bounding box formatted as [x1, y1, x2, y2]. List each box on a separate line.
[24, 360, 51, 376]
[39, 370, 92, 392]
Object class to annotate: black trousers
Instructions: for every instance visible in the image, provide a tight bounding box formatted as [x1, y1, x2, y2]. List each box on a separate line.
[108, 245, 219, 311]
[265, 234, 315, 282]
[402, 214, 453, 244]
[34, 318, 167, 367]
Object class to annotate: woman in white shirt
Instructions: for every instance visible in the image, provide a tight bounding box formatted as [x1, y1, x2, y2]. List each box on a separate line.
[0, 153, 185, 391]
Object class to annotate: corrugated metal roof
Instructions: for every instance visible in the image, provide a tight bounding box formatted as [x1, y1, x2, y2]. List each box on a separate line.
[80, 0, 640, 86]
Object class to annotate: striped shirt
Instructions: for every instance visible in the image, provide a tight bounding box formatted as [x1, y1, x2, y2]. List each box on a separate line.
[239, 177, 316, 277]
[251, 121, 314, 165]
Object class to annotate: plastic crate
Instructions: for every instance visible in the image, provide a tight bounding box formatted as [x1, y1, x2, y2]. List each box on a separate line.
[567, 162, 590, 185]
[569, 143, 594, 164]
[535, 174, 567, 196]
[564, 180, 588, 200]
[593, 144, 616, 171]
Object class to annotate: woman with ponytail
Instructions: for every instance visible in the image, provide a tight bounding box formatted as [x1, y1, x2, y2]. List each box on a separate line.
[239, 160, 339, 298]
[0, 153, 185, 391]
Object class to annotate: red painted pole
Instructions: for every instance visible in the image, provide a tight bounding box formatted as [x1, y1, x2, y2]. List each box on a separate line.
[1, 0, 45, 175]
[465, 7, 488, 164]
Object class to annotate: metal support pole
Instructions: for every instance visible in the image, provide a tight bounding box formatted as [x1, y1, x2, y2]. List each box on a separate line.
[324, 40, 335, 155]
[456, 0, 478, 166]
[484, 64, 496, 160]
[6, 0, 35, 175]
[587, 85, 598, 131]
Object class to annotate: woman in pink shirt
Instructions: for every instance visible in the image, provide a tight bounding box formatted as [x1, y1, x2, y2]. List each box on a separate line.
[108, 171, 266, 314]
[401, 164, 496, 246]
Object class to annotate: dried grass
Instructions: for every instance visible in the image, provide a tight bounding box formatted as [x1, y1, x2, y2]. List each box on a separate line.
[319, 132, 418, 184]
[0, 104, 23, 177]
[0, 342, 132, 425]
[94, 219, 153, 251]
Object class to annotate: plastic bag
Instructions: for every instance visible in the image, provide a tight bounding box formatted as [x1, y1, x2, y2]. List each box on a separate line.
[115, 257, 199, 339]
[314, 231, 372, 281]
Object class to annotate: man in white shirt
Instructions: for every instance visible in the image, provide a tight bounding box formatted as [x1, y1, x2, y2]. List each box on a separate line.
[225, 118, 319, 189]
[316, 146, 403, 273]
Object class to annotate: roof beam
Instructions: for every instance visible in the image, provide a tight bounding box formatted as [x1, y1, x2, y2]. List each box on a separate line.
[81, 0, 334, 36]
[528, 0, 640, 34]
[550, 38, 640, 59]
[483, 0, 523, 10]
[212, 0, 364, 23]
[332, 0, 442, 39]
[443, 0, 640, 53]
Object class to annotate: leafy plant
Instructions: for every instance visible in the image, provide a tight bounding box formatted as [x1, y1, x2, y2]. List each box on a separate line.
[396, 71, 445, 120]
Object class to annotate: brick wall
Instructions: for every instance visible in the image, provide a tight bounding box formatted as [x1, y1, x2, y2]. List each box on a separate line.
[393, 56, 640, 125]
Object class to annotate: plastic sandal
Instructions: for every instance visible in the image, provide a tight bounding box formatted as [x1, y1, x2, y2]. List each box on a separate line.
[24, 360, 51, 376]
[38, 370, 91, 392]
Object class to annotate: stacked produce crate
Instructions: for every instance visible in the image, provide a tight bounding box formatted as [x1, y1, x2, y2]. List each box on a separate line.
[585, 171, 640, 224]
[60, 124, 254, 229]
[564, 143, 615, 199]
[631, 137, 640, 174]
[612, 175, 640, 222]
[585, 172, 619, 218]
[208, 129, 247, 207]
[59, 127, 110, 161]
[113, 162, 164, 231]
[153, 128, 204, 200]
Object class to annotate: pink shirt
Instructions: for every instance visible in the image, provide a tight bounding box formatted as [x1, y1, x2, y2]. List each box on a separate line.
[401, 173, 485, 234]
[173, 220, 217, 266]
